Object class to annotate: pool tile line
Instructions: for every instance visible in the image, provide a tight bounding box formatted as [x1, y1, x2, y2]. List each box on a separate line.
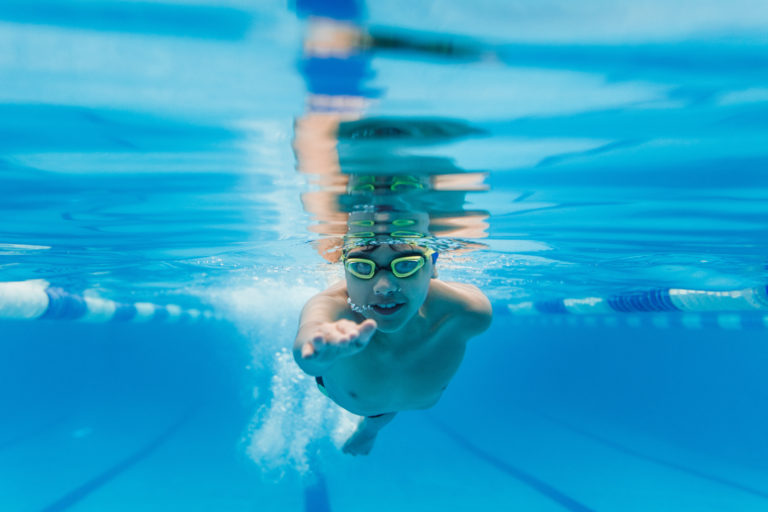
[425, 415, 596, 512]
[37, 406, 198, 512]
[303, 470, 332, 512]
[525, 408, 768, 502]
[0, 413, 72, 454]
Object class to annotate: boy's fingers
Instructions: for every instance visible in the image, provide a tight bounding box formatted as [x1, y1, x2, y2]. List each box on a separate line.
[359, 319, 377, 332]
[358, 320, 377, 343]
[301, 341, 316, 359]
[337, 321, 356, 336]
[310, 334, 325, 349]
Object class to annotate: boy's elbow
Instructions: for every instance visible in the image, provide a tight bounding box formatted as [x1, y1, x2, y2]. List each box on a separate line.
[471, 306, 493, 334]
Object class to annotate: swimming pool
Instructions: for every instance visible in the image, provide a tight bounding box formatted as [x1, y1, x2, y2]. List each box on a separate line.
[2, 1, 768, 510]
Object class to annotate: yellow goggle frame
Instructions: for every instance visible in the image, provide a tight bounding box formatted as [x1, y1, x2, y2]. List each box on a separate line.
[343, 252, 433, 279]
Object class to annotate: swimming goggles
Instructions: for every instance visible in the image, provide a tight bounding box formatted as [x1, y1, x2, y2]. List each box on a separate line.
[343, 249, 436, 280]
[345, 218, 425, 239]
[349, 175, 425, 193]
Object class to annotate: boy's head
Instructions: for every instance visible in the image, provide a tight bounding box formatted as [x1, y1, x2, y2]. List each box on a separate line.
[342, 242, 437, 333]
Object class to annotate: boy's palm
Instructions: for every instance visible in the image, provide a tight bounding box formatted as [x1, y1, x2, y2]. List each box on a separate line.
[301, 319, 377, 359]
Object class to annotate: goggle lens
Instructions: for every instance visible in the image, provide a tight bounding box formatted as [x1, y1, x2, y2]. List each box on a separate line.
[392, 256, 424, 277]
[347, 260, 375, 279]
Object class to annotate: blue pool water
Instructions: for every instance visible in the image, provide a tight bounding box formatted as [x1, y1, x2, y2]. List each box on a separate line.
[2, 1, 768, 511]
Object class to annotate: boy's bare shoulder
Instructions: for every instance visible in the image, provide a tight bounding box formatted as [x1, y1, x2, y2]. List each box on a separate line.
[427, 279, 492, 334]
[300, 281, 350, 318]
[314, 280, 347, 300]
[428, 279, 491, 311]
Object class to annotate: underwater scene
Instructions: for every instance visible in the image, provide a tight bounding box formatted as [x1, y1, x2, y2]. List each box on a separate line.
[2, 0, 768, 510]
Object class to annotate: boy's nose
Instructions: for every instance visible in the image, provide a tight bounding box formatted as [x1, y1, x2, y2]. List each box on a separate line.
[372, 271, 400, 295]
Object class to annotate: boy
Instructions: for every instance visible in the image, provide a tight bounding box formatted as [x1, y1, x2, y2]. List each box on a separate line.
[293, 239, 492, 455]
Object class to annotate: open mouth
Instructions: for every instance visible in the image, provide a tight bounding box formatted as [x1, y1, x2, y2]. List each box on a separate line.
[370, 303, 405, 316]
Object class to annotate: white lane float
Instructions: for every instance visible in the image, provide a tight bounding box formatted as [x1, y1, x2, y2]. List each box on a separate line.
[0, 280, 212, 323]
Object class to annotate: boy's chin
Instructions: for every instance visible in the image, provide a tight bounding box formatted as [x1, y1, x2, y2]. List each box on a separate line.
[370, 311, 413, 333]
[374, 322, 401, 333]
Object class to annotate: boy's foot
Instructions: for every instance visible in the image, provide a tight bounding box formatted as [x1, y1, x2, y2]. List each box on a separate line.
[342, 430, 376, 456]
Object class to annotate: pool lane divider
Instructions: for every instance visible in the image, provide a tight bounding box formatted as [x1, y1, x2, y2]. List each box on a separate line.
[0, 280, 216, 323]
[503, 286, 768, 328]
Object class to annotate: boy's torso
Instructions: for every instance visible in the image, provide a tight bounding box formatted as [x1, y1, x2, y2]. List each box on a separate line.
[320, 281, 470, 416]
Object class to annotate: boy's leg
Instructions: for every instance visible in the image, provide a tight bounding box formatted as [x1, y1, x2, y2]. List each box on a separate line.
[342, 412, 397, 455]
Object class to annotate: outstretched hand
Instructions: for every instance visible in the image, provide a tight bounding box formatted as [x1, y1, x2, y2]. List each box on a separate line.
[301, 318, 377, 360]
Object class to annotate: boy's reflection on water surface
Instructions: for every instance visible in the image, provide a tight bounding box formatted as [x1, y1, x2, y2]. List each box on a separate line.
[291, 8, 493, 456]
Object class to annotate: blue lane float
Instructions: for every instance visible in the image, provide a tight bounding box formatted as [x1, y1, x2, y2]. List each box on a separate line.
[507, 286, 768, 315]
[504, 286, 768, 330]
[0, 280, 212, 323]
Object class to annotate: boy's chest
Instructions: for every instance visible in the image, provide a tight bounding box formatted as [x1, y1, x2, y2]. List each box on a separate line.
[323, 330, 466, 413]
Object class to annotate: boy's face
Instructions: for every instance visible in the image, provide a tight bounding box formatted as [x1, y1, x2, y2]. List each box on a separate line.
[344, 243, 435, 333]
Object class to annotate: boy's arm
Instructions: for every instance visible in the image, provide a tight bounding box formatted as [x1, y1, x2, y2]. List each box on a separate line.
[293, 290, 377, 376]
[461, 283, 493, 335]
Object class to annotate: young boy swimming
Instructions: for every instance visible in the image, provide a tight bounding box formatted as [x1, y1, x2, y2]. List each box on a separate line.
[293, 240, 492, 455]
